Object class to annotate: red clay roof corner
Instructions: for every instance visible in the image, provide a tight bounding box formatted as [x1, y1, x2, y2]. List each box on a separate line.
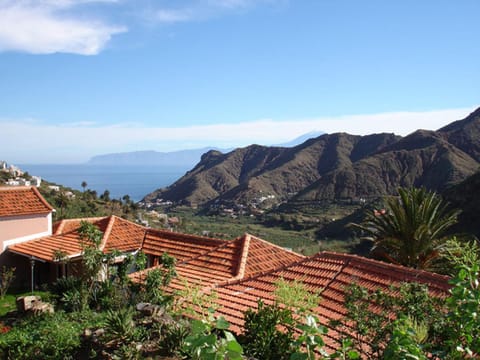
[0, 186, 54, 217]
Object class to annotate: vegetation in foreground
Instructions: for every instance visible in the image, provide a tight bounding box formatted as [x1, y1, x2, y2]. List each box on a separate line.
[0, 187, 478, 359]
[0, 222, 479, 359]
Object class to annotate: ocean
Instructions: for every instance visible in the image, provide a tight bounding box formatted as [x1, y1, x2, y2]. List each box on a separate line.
[19, 164, 185, 202]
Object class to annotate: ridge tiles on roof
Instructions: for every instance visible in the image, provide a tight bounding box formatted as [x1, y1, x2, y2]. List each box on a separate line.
[243, 234, 304, 277]
[169, 232, 304, 284]
[103, 216, 146, 253]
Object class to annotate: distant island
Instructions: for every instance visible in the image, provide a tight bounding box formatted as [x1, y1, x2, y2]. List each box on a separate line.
[87, 148, 226, 168]
[86, 131, 324, 167]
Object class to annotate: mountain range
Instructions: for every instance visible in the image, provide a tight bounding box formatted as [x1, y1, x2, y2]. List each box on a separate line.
[87, 131, 324, 168]
[143, 108, 480, 208]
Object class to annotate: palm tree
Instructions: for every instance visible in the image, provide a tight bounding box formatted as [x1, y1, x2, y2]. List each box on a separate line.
[81, 181, 88, 192]
[352, 187, 460, 270]
[56, 191, 70, 219]
[101, 190, 110, 202]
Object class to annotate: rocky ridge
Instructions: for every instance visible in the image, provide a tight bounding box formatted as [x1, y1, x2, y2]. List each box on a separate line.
[143, 108, 480, 208]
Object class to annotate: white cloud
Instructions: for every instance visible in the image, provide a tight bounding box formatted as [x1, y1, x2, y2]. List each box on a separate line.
[39, 0, 119, 8]
[154, 9, 193, 24]
[1, 107, 475, 164]
[208, 0, 252, 9]
[208, 0, 284, 9]
[0, 0, 126, 55]
[151, 0, 283, 24]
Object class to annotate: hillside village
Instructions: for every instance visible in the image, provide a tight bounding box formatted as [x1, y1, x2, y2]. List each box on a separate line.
[0, 161, 42, 188]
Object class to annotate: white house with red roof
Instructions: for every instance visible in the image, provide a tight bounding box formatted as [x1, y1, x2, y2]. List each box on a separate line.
[0, 186, 54, 251]
[0, 187, 147, 288]
[0, 186, 56, 288]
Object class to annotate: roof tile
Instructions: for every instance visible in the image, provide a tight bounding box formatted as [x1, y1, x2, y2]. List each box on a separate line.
[212, 251, 450, 351]
[9, 215, 145, 261]
[0, 186, 53, 217]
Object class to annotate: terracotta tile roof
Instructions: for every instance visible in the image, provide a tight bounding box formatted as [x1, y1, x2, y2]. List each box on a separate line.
[9, 232, 85, 261]
[213, 251, 450, 351]
[0, 186, 53, 217]
[130, 231, 237, 288]
[141, 229, 227, 261]
[129, 233, 305, 325]
[53, 217, 110, 235]
[8, 215, 146, 261]
[241, 234, 304, 277]
[132, 233, 304, 291]
[101, 216, 146, 253]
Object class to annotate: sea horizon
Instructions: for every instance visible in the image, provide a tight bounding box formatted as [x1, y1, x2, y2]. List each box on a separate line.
[19, 163, 186, 202]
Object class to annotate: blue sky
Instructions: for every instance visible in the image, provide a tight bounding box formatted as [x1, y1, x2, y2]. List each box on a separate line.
[0, 0, 479, 163]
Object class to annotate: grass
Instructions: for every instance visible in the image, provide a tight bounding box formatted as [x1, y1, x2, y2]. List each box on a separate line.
[0, 291, 51, 317]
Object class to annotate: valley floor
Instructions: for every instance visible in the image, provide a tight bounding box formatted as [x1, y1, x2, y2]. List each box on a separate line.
[144, 204, 365, 256]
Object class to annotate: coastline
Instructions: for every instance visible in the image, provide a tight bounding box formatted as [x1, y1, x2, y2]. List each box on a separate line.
[18, 164, 185, 202]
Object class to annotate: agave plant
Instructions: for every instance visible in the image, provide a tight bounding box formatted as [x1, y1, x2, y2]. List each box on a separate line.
[353, 187, 460, 270]
[104, 307, 136, 342]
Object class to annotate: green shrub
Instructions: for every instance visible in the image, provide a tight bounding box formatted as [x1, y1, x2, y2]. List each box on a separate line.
[0, 311, 92, 359]
[333, 282, 445, 358]
[160, 320, 190, 355]
[51, 276, 82, 299]
[383, 316, 427, 360]
[104, 307, 135, 342]
[142, 253, 177, 306]
[241, 300, 294, 360]
[181, 312, 243, 360]
[0, 267, 15, 298]
[441, 239, 480, 357]
[290, 314, 328, 360]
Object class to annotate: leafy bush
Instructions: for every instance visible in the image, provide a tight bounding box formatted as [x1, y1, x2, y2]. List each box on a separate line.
[0, 266, 15, 298]
[333, 238, 480, 359]
[334, 282, 444, 358]
[274, 278, 319, 315]
[241, 300, 295, 360]
[383, 316, 427, 360]
[441, 239, 480, 357]
[241, 279, 333, 360]
[61, 287, 85, 312]
[0, 311, 101, 359]
[141, 253, 177, 306]
[51, 276, 82, 298]
[173, 280, 218, 319]
[181, 312, 243, 360]
[160, 319, 190, 355]
[290, 314, 329, 360]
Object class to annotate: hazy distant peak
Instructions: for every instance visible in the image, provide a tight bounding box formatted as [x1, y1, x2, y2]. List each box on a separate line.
[273, 130, 325, 147]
